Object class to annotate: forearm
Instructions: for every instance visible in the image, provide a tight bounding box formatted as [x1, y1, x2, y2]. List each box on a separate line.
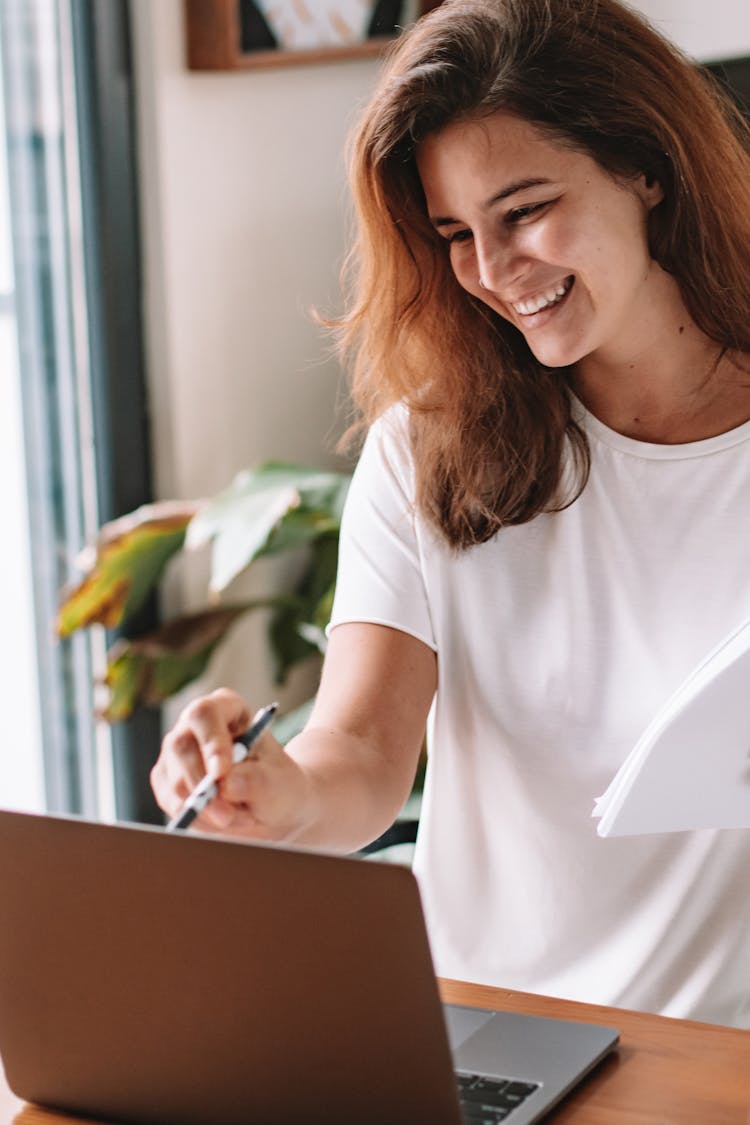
[283, 723, 420, 853]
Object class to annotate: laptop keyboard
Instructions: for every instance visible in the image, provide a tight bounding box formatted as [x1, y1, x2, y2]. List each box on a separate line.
[457, 1072, 540, 1122]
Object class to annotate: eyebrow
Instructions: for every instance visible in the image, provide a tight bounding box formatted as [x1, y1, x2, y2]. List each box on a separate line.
[430, 177, 553, 228]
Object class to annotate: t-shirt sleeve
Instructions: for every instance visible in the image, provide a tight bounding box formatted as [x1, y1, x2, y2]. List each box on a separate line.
[328, 410, 437, 651]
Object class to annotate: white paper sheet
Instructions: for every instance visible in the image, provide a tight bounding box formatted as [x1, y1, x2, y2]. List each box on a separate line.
[593, 618, 750, 836]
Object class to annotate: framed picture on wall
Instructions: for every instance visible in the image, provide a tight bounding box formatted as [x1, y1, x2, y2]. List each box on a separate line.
[184, 0, 445, 70]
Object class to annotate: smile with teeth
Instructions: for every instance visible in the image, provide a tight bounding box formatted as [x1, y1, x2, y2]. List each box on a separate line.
[511, 276, 574, 316]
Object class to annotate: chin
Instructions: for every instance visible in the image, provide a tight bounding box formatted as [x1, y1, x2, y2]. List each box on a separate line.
[526, 342, 584, 369]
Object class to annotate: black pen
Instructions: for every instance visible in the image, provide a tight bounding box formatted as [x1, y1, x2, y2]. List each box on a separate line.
[165, 702, 279, 832]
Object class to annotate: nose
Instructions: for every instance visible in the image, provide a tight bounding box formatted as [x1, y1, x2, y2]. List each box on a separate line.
[474, 233, 523, 295]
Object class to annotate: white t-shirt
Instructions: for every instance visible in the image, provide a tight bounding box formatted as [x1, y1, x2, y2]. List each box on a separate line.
[329, 401, 750, 1028]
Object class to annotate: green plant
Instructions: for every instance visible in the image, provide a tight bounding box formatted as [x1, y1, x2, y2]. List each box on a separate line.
[57, 462, 352, 726]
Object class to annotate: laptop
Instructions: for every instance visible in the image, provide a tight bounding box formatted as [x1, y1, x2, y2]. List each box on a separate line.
[0, 809, 618, 1124]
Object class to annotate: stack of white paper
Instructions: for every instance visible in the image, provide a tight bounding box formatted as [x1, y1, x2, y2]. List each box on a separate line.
[593, 617, 750, 837]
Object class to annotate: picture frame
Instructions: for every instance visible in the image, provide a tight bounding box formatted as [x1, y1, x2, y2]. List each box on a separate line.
[184, 0, 444, 71]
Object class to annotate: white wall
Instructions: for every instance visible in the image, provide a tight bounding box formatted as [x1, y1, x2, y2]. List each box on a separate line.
[130, 1, 383, 714]
[129, 0, 750, 718]
[636, 0, 750, 62]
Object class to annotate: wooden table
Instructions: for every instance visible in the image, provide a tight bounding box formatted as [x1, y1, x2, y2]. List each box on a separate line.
[441, 980, 750, 1124]
[2, 979, 749, 1123]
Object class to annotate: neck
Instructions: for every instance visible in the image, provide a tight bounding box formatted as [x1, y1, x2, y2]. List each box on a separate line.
[572, 302, 750, 444]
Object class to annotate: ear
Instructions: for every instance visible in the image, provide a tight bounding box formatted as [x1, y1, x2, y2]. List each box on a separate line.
[637, 172, 664, 210]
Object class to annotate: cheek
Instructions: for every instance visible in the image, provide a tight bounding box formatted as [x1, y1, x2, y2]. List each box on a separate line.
[528, 222, 578, 267]
[449, 251, 482, 297]
[449, 258, 483, 303]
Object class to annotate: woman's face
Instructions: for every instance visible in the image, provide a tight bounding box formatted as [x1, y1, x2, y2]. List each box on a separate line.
[416, 111, 665, 370]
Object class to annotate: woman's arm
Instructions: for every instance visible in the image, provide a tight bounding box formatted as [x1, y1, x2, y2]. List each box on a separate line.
[150, 621, 436, 852]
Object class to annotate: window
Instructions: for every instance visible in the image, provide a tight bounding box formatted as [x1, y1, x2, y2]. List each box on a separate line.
[0, 0, 159, 822]
[0, 47, 44, 811]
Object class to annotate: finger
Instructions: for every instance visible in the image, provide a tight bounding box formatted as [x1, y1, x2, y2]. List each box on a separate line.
[150, 729, 203, 816]
[181, 690, 252, 779]
[190, 802, 266, 839]
[165, 727, 206, 789]
[220, 731, 282, 803]
[193, 792, 241, 832]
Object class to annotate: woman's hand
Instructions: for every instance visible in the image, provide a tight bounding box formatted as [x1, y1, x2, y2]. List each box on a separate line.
[150, 688, 316, 840]
[151, 624, 436, 852]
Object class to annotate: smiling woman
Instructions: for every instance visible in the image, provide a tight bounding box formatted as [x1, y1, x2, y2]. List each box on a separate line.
[153, 0, 750, 1031]
[416, 112, 665, 373]
[339, 0, 750, 542]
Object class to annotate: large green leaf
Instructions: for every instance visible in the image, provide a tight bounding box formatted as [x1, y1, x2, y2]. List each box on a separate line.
[268, 534, 339, 683]
[187, 462, 350, 593]
[58, 463, 352, 717]
[57, 501, 201, 637]
[100, 601, 281, 721]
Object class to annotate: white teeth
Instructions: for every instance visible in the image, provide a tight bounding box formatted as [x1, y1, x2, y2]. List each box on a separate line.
[512, 278, 572, 316]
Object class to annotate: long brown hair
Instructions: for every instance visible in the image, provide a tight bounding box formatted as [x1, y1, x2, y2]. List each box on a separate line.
[336, 0, 750, 548]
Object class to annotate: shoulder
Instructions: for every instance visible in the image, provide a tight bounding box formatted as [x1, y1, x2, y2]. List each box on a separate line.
[340, 404, 421, 532]
[366, 402, 411, 452]
[358, 403, 415, 485]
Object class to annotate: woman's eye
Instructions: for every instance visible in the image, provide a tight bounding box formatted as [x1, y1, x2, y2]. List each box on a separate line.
[446, 229, 472, 245]
[507, 201, 548, 223]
